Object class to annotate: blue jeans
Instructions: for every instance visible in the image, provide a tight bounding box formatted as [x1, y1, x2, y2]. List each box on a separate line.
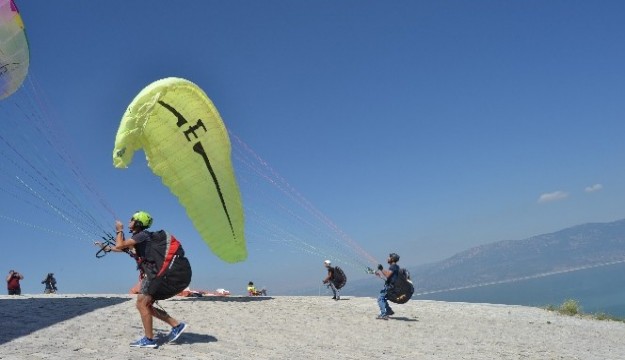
[327, 283, 339, 298]
[377, 286, 393, 315]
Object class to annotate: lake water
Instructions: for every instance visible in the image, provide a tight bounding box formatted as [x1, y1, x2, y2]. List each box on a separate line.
[414, 262, 625, 318]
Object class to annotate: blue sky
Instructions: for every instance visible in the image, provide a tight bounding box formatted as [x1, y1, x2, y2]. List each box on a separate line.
[1, 1, 624, 295]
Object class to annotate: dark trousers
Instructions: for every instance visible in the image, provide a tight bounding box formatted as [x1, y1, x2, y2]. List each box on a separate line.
[8, 288, 21, 295]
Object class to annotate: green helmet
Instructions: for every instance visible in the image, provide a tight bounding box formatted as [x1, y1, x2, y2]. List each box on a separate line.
[132, 211, 153, 228]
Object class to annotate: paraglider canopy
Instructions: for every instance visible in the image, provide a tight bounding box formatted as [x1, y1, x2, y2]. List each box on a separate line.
[113, 77, 246, 263]
[0, 0, 29, 100]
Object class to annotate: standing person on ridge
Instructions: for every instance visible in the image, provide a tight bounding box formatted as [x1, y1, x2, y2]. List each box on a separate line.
[375, 253, 400, 320]
[6, 270, 23, 295]
[96, 211, 190, 349]
[41, 273, 57, 294]
[322, 260, 340, 300]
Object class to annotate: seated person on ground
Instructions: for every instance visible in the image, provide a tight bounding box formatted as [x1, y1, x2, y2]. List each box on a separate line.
[247, 281, 267, 296]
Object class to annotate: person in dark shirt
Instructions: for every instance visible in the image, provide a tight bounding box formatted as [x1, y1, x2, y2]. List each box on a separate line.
[97, 211, 188, 348]
[322, 260, 340, 300]
[42, 273, 57, 293]
[375, 253, 400, 319]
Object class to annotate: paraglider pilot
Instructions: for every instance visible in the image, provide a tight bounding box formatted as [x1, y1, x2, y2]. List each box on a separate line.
[41, 273, 57, 293]
[375, 253, 400, 320]
[322, 260, 340, 300]
[96, 211, 189, 348]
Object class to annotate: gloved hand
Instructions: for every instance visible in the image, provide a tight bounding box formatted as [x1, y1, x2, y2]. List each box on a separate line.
[377, 264, 383, 271]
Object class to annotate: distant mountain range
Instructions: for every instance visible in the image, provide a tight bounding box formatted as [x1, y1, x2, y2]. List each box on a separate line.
[348, 219, 625, 297]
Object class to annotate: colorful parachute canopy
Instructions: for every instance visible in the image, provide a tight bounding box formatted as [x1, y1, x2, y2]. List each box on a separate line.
[0, 0, 29, 100]
[113, 77, 247, 263]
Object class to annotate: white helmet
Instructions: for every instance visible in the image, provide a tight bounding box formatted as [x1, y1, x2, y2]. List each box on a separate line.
[324, 260, 331, 265]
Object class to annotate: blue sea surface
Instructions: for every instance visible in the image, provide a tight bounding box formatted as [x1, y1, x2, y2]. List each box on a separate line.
[414, 262, 625, 318]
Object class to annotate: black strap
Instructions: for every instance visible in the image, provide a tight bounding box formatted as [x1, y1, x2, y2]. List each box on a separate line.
[95, 232, 137, 259]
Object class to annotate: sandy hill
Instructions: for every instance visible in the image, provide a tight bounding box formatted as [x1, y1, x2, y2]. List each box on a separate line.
[1, 295, 624, 359]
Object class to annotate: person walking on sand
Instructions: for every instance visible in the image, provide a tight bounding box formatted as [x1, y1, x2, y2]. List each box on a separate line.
[96, 211, 191, 348]
[322, 260, 340, 300]
[375, 253, 400, 320]
[41, 273, 57, 294]
[6, 270, 23, 295]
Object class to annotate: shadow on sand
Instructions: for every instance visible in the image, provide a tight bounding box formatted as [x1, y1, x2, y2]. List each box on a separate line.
[389, 316, 418, 322]
[168, 332, 218, 345]
[0, 296, 131, 345]
[154, 331, 218, 346]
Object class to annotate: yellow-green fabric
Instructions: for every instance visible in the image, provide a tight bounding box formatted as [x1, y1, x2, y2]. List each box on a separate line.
[113, 77, 246, 263]
[0, 0, 29, 100]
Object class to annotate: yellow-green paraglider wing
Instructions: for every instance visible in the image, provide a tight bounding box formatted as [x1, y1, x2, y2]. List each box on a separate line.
[113, 77, 246, 263]
[0, 0, 29, 100]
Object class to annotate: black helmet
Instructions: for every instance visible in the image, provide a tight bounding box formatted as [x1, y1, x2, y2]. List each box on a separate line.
[389, 253, 400, 262]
